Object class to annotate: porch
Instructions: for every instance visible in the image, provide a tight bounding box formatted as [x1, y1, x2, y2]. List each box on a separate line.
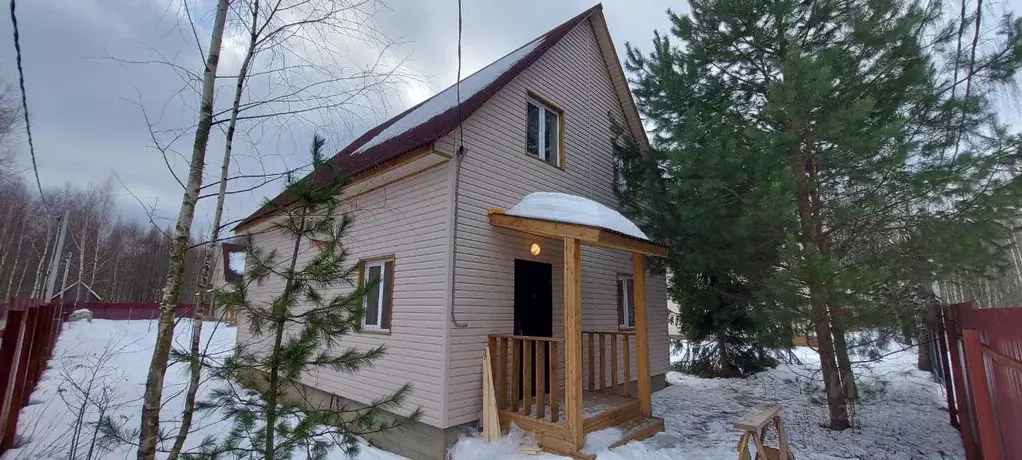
[485, 332, 665, 456]
[481, 193, 668, 457]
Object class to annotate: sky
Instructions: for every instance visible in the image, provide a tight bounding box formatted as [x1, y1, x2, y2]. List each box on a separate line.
[0, 0, 679, 236]
[3, 0, 1021, 238]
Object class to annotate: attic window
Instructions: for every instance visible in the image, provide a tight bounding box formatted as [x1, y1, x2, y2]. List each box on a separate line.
[526, 96, 562, 168]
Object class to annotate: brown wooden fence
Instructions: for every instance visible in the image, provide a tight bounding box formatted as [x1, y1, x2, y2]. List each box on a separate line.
[937, 301, 1022, 460]
[0, 298, 64, 453]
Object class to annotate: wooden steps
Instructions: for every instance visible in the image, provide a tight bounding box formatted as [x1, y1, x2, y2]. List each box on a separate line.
[608, 416, 665, 449]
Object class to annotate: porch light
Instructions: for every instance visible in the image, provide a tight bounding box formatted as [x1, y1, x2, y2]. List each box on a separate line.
[530, 243, 541, 256]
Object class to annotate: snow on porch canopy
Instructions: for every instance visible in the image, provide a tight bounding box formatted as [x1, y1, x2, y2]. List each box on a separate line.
[488, 192, 667, 257]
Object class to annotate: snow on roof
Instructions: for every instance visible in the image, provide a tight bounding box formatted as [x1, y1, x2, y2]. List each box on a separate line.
[505, 192, 650, 241]
[353, 36, 547, 154]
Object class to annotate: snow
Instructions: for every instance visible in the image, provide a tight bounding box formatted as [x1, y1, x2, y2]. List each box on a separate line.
[451, 343, 964, 460]
[505, 192, 650, 241]
[648, 344, 964, 459]
[353, 37, 546, 154]
[446, 424, 564, 460]
[14, 319, 962, 460]
[582, 427, 624, 455]
[7, 319, 401, 460]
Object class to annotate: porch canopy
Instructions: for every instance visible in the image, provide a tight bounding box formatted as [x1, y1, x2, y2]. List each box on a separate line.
[487, 192, 667, 454]
[488, 192, 667, 257]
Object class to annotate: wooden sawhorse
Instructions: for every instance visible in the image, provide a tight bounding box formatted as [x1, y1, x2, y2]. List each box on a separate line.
[734, 405, 793, 460]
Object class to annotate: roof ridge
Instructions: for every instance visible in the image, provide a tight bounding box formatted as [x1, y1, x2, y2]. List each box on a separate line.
[235, 4, 603, 231]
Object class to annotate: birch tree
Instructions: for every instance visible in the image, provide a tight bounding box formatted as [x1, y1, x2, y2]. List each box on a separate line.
[137, 1, 230, 457]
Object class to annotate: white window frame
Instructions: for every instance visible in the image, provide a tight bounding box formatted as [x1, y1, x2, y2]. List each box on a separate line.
[362, 259, 390, 331]
[618, 275, 634, 329]
[526, 97, 561, 166]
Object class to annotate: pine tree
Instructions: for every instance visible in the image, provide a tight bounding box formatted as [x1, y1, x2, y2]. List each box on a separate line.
[612, 70, 799, 378]
[618, 0, 1022, 430]
[192, 135, 422, 459]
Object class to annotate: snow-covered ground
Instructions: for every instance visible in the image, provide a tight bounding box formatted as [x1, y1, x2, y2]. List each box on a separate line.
[637, 346, 965, 460]
[7, 319, 401, 460]
[451, 346, 965, 460]
[10, 319, 963, 460]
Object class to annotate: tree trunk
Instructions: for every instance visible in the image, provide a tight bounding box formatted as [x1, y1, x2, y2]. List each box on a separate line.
[32, 222, 54, 298]
[76, 220, 88, 303]
[0, 213, 19, 288]
[829, 308, 857, 400]
[166, 6, 259, 457]
[4, 217, 27, 299]
[90, 225, 101, 296]
[264, 215, 306, 460]
[718, 334, 736, 377]
[918, 288, 940, 372]
[917, 324, 933, 371]
[137, 2, 230, 458]
[110, 246, 121, 302]
[787, 121, 849, 430]
[15, 249, 31, 297]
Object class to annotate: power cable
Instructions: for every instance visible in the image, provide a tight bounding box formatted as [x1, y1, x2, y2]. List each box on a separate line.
[449, 0, 467, 327]
[9, 0, 45, 205]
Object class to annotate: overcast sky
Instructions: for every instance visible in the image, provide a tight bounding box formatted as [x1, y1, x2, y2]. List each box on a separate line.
[1, 0, 1020, 238]
[0, 0, 680, 237]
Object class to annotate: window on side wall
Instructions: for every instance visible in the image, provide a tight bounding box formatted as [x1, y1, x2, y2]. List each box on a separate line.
[617, 275, 635, 329]
[526, 96, 562, 168]
[361, 258, 394, 332]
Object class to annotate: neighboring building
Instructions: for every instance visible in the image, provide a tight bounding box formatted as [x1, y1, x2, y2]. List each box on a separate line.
[231, 5, 669, 458]
[209, 242, 245, 323]
[210, 242, 245, 290]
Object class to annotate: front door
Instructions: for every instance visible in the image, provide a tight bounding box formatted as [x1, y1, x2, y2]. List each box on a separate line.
[514, 259, 553, 337]
[514, 259, 553, 398]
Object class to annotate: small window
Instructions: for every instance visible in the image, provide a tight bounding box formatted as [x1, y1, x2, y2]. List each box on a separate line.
[361, 259, 394, 331]
[617, 275, 635, 329]
[525, 97, 561, 167]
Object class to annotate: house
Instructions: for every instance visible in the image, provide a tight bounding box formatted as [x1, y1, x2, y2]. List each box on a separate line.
[209, 242, 245, 323]
[231, 5, 670, 458]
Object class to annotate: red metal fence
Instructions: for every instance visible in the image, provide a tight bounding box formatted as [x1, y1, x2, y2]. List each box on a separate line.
[0, 298, 63, 453]
[0, 300, 198, 455]
[937, 301, 1022, 460]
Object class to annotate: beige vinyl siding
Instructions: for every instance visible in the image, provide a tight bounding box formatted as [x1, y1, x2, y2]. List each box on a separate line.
[237, 163, 452, 427]
[440, 18, 669, 427]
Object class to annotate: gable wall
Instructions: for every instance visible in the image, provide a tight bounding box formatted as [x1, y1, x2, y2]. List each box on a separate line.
[438, 17, 670, 427]
[237, 162, 453, 427]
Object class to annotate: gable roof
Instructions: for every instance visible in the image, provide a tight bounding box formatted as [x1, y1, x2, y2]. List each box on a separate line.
[236, 3, 640, 231]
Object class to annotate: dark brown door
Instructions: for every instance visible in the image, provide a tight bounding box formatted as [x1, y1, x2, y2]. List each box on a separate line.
[514, 259, 552, 397]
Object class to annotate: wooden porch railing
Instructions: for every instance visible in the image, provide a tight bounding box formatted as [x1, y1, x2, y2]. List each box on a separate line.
[583, 330, 636, 396]
[488, 334, 563, 421]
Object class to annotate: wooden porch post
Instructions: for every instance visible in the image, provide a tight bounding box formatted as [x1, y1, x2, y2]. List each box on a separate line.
[564, 237, 584, 450]
[633, 253, 652, 417]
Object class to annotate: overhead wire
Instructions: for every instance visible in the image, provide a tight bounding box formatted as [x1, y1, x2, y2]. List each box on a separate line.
[449, 0, 467, 327]
[9, 0, 46, 205]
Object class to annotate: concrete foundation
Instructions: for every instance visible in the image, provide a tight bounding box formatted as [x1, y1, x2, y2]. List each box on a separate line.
[239, 371, 668, 459]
